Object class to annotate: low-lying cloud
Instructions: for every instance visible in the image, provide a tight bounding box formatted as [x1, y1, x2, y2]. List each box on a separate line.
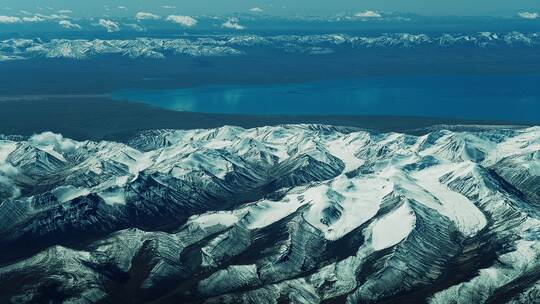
[518, 12, 539, 19]
[36, 13, 71, 20]
[0, 143, 20, 200]
[0, 171, 20, 200]
[222, 17, 245, 30]
[136, 12, 161, 20]
[355, 10, 382, 18]
[22, 15, 45, 22]
[0, 13, 74, 24]
[0, 15, 21, 24]
[124, 23, 145, 32]
[29, 132, 79, 153]
[166, 15, 198, 27]
[59, 20, 81, 29]
[98, 18, 120, 32]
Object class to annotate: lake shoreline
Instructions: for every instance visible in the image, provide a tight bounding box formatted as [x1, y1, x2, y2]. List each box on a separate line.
[107, 74, 540, 123]
[0, 96, 531, 142]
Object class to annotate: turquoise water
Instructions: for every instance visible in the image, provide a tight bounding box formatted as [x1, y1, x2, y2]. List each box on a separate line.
[110, 74, 540, 123]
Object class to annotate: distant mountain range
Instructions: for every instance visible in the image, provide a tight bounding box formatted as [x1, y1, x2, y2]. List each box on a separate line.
[1, 31, 539, 61]
[0, 125, 539, 303]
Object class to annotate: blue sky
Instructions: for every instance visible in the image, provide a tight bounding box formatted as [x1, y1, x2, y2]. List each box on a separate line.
[2, 0, 540, 16]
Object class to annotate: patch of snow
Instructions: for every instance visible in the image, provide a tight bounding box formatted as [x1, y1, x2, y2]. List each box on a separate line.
[412, 163, 487, 237]
[484, 127, 540, 166]
[430, 239, 540, 304]
[98, 188, 125, 205]
[324, 136, 365, 172]
[243, 194, 306, 229]
[371, 202, 416, 250]
[189, 211, 241, 229]
[171, 151, 234, 179]
[52, 185, 90, 203]
[304, 176, 392, 240]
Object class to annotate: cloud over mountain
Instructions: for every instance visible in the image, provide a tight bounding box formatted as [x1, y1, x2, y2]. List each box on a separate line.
[98, 18, 120, 32]
[0, 15, 21, 24]
[355, 10, 382, 18]
[135, 12, 160, 20]
[22, 15, 45, 22]
[518, 11, 539, 19]
[59, 20, 81, 29]
[222, 17, 245, 30]
[166, 15, 197, 27]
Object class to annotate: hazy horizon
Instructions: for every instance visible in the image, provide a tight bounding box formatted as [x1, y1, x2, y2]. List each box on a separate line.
[2, 0, 540, 17]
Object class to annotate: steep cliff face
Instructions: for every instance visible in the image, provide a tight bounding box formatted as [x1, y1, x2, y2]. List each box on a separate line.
[0, 125, 539, 303]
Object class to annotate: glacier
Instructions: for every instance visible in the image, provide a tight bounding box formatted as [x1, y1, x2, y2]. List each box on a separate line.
[0, 124, 539, 303]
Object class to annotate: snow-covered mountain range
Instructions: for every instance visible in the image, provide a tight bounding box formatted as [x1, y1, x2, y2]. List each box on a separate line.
[0, 31, 538, 61]
[0, 124, 539, 303]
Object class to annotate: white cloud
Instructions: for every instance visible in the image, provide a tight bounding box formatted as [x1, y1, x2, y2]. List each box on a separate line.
[19, 10, 31, 15]
[29, 132, 78, 153]
[0, 164, 18, 178]
[166, 15, 198, 27]
[125, 23, 145, 32]
[35, 13, 70, 20]
[0, 172, 20, 199]
[250, 7, 264, 13]
[136, 12, 160, 20]
[52, 185, 90, 203]
[0, 15, 21, 24]
[222, 17, 245, 30]
[117, 6, 128, 11]
[355, 10, 382, 18]
[0, 141, 16, 164]
[518, 12, 539, 19]
[22, 15, 45, 22]
[0, 142, 20, 200]
[57, 9, 72, 14]
[98, 18, 120, 32]
[161, 6, 176, 9]
[59, 20, 81, 29]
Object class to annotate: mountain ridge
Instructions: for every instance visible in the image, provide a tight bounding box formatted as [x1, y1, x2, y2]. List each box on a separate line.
[0, 124, 539, 303]
[1, 32, 539, 61]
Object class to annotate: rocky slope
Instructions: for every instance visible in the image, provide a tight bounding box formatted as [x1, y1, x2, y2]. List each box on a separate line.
[0, 125, 539, 303]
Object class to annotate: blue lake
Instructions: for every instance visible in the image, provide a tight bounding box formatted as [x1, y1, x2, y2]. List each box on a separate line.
[110, 74, 540, 123]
